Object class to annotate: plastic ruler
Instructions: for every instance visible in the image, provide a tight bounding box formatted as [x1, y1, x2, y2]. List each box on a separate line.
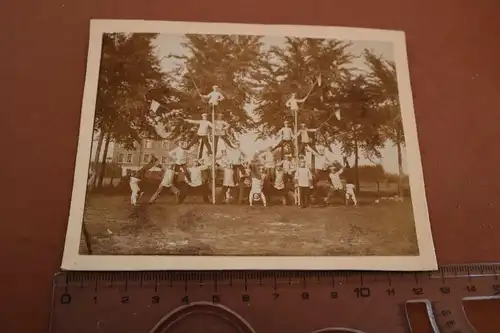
[50, 263, 500, 333]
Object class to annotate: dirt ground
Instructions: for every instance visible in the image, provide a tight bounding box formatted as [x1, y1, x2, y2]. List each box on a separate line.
[80, 189, 419, 256]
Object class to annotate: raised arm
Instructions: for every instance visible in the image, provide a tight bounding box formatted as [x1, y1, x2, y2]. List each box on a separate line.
[297, 97, 307, 103]
[184, 119, 200, 125]
[306, 146, 321, 157]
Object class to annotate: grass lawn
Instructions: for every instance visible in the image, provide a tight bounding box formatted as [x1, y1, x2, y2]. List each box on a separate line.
[80, 188, 419, 256]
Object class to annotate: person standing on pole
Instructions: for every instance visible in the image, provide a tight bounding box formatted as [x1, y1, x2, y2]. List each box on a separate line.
[184, 113, 213, 158]
[200, 85, 225, 205]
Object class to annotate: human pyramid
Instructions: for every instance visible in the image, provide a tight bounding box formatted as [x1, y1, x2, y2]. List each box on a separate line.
[130, 85, 358, 208]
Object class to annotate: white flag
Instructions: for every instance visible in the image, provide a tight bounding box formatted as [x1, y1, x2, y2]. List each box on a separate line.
[150, 100, 161, 113]
[335, 109, 341, 121]
[154, 123, 169, 139]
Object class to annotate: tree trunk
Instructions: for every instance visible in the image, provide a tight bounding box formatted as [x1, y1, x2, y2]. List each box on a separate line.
[92, 131, 104, 189]
[354, 137, 360, 193]
[97, 133, 111, 188]
[396, 126, 403, 197]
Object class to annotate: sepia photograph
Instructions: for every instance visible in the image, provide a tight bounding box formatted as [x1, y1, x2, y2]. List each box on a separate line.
[61, 20, 436, 270]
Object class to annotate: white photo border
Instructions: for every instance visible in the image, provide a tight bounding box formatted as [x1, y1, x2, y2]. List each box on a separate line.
[61, 19, 437, 271]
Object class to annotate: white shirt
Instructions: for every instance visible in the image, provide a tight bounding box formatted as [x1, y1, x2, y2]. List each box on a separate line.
[251, 177, 263, 192]
[130, 176, 141, 185]
[261, 151, 275, 168]
[214, 120, 229, 136]
[273, 170, 286, 190]
[278, 127, 293, 140]
[169, 147, 188, 165]
[161, 169, 175, 187]
[188, 165, 209, 187]
[206, 91, 224, 105]
[282, 160, 295, 173]
[187, 119, 212, 136]
[346, 183, 355, 194]
[223, 168, 235, 187]
[298, 129, 315, 143]
[314, 155, 329, 170]
[286, 96, 303, 111]
[227, 149, 244, 165]
[329, 169, 343, 190]
[295, 167, 313, 187]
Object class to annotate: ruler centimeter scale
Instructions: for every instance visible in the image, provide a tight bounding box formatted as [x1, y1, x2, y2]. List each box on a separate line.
[50, 264, 500, 333]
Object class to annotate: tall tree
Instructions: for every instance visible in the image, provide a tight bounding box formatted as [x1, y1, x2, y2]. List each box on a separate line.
[254, 37, 353, 140]
[93, 33, 168, 187]
[160, 34, 263, 143]
[331, 73, 386, 192]
[363, 49, 405, 195]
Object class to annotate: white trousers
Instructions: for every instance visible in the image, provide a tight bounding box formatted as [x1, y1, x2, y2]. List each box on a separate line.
[130, 181, 141, 205]
[345, 188, 357, 205]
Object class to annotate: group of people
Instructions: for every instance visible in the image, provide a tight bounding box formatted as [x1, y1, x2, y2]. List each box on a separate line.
[127, 139, 358, 208]
[125, 85, 359, 208]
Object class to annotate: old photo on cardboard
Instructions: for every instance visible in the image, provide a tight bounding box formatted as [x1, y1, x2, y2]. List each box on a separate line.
[61, 20, 436, 270]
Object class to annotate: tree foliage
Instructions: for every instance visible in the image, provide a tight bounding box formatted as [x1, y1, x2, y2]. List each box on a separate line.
[158, 34, 264, 142]
[254, 37, 354, 139]
[95, 33, 168, 149]
[363, 49, 403, 146]
[92, 33, 408, 193]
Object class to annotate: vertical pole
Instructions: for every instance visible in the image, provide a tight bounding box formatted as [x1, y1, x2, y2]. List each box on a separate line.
[294, 109, 300, 206]
[211, 104, 216, 204]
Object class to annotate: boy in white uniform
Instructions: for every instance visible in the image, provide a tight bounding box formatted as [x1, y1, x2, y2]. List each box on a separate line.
[148, 163, 180, 204]
[345, 183, 358, 206]
[296, 123, 320, 155]
[248, 164, 267, 207]
[182, 159, 212, 204]
[129, 155, 158, 206]
[285, 92, 306, 112]
[201, 85, 225, 106]
[294, 159, 313, 208]
[213, 113, 233, 155]
[324, 165, 344, 205]
[342, 157, 358, 206]
[168, 141, 191, 182]
[184, 113, 213, 157]
[269, 163, 288, 205]
[226, 142, 246, 184]
[238, 162, 252, 204]
[272, 120, 294, 158]
[217, 161, 236, 204]
[259, 147, 276, 175]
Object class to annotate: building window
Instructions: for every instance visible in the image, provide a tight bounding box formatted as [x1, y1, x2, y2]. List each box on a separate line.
[161, 156, 168, 164]
[145, 140, 153, 149]
[118, 153, 125, 163]
[162, 140, 170, 149]
[126, 154, 133, 163]
[143, 154, 151, 163]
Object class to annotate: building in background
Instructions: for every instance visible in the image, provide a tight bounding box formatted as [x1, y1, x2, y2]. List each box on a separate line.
[112, 139, 197, 177]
